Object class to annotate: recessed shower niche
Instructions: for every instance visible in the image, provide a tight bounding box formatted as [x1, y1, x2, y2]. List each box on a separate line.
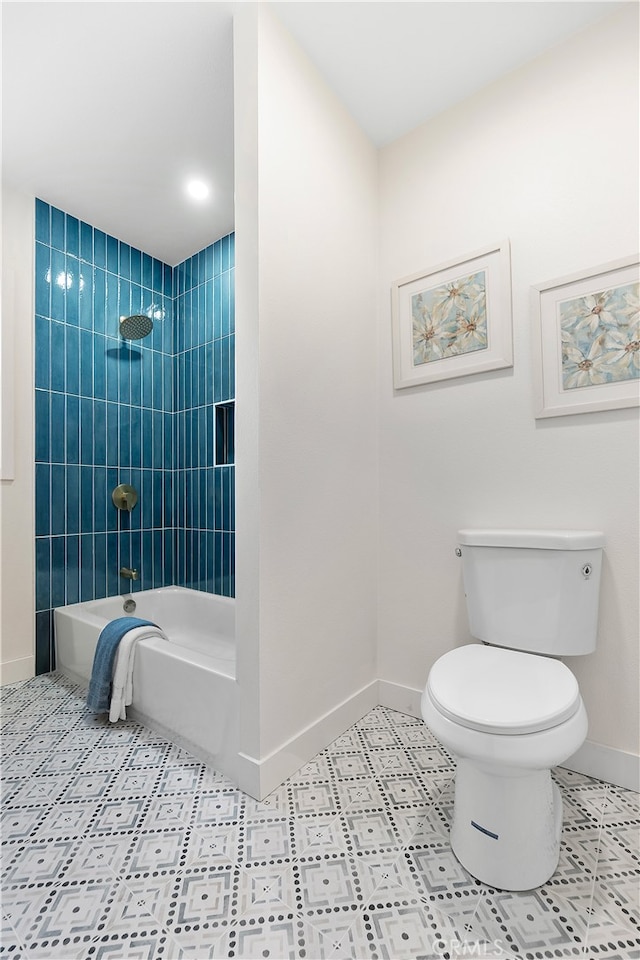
[215, 401, 235, 466]
[34, 199, 235, 672]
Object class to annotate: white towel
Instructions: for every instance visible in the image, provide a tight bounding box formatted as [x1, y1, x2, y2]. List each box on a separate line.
[109, 625, 168, 723]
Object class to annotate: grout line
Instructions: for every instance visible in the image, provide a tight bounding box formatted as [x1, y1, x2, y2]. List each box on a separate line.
[0, 909, 28, 957]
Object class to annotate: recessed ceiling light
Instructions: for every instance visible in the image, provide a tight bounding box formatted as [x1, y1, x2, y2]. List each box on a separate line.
[186, 179, 210, 201]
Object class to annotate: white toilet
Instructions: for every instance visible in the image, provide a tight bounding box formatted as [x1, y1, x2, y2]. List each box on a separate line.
[421, 528, 604, 892]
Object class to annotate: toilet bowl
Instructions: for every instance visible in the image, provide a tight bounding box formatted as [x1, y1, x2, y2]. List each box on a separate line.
[422, 644, 588, 891]
[421, 529, 604, 891]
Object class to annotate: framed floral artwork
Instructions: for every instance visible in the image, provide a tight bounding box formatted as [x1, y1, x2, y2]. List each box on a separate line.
[391, 240, 513, 389]
[532, 255, 639, 418]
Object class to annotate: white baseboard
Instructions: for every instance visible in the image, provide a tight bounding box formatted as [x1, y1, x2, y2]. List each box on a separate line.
[564, 740, 640, 793]
[239, 680, 379, 799]
[377, 678, 423, 719]
[19, 666, 638, 797]
[0, 656, 34, 686]
[376, 678, 639, 793]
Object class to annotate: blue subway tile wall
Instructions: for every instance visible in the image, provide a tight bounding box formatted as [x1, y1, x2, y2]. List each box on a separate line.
[34, 199, 176, 672]
[34, 199, 235, 673]
[174, 235, 235, 596]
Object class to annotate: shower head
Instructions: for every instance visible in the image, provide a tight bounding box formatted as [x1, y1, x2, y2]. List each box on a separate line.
[119, 314, 153, 340]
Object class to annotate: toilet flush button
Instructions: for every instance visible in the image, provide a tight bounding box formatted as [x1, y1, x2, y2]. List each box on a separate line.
[582, 563, 592, 578]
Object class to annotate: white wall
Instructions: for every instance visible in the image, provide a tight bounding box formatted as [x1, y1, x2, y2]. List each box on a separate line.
[234, 4, 264, 787]
[0, 183, 35, 683]
[234, 7, 379, 794]
[377, 8, 639, 761]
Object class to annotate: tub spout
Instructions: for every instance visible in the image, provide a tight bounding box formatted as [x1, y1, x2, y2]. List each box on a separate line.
[120, 567, 138, 581]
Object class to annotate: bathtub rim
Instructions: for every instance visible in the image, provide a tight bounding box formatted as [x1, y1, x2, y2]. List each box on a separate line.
[55, 584, 235, 622]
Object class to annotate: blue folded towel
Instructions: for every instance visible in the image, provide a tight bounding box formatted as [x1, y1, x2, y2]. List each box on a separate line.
[86, 617, 156, 713]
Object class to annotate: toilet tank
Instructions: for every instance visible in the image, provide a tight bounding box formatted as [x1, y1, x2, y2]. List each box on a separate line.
[458, 529, 604, 655]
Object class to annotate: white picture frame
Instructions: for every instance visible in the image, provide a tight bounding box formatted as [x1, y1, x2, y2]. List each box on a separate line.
[391, 240, 512, 390]
[532, 255, 639, 419]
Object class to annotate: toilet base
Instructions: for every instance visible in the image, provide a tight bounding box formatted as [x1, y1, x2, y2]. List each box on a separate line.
[450, 759, 563, 891]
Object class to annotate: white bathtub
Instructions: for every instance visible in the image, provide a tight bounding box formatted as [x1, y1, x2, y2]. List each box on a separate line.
[54, 586, 239, 779]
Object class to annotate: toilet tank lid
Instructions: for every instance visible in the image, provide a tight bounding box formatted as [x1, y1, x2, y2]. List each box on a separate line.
[458, 529, 605, 550]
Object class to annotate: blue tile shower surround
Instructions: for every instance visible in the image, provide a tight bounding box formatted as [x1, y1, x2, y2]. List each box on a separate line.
[174, 233, 235, 595]
[34, 200, 235, 674]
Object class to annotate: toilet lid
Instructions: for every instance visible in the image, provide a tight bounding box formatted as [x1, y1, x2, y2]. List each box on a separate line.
[427, 645, 581, 735]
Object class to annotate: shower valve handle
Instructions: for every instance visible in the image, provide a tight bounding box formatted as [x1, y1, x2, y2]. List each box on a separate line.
[112, 483, 138, 512]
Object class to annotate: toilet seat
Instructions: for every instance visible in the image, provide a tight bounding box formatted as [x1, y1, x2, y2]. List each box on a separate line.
[427, 644, 581, 736]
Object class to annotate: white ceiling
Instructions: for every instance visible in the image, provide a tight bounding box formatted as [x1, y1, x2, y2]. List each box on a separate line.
[1, 1, 625, 266]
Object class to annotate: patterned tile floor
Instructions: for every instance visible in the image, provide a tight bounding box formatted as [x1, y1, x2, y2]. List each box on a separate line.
[1, 673, 639, 960]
